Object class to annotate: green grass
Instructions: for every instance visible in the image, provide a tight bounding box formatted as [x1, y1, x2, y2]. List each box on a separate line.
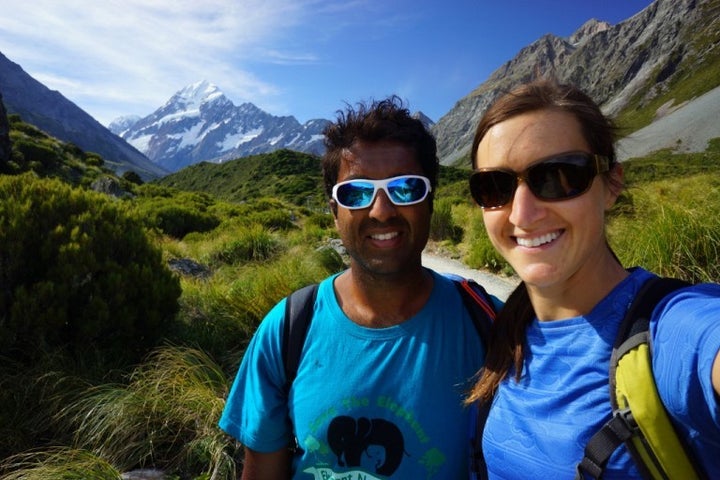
[50, 346, 237, 478]
[4, 117, 720, 477]
[0, 448, 123, 480]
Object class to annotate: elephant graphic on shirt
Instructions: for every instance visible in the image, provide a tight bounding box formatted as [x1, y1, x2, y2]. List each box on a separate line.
[327, 415, 407, 475]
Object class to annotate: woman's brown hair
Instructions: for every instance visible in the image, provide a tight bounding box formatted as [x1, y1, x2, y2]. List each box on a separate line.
[466, 78, 620, 404]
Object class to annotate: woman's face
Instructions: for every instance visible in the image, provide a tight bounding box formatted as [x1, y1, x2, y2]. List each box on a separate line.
[475, 109, 621, 292]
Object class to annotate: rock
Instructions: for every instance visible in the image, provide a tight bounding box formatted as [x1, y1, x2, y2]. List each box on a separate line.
[168, 258, 211, 279]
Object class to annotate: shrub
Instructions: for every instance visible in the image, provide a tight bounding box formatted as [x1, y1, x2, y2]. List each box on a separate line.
[84, 152, 104, 167]
[133, 188, 221, 238]
[208, 224, 282, 266]
[121, 170, 143, 185]
[151, 204, 221, 238]
[12, 137, 59, 168]
[462, 206, 511, 274]
[430, 197, 463, 242]
[0, 174, 182, 369]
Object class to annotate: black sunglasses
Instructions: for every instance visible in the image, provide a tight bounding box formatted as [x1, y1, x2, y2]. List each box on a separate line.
[469, 152, 611, 209]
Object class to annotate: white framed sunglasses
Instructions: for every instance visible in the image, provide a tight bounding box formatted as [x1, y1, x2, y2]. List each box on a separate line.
[331, 174, 432, 210]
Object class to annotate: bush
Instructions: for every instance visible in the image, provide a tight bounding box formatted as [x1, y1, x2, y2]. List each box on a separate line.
[208, 224, 282, 266]
[12, 137, 59, 168]
[0, 174, 182, 369]
[151, 204, 221, 238]
[121, 170, 143, 185]
[134, 188, 221, 238]
[430, 197, 463, 242]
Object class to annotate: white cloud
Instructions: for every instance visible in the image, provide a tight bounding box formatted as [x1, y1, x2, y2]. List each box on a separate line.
[0, 0, 325, 124]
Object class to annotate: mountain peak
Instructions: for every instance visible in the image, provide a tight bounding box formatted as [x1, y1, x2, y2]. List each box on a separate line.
[118, 81, 329, 172]
[568, 19, 611, 46]
[178, 80, 222, 101]
[161, 80, 226, 113]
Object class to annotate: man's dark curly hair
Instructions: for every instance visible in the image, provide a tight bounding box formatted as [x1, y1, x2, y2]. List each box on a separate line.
[321, 95, 439, 207]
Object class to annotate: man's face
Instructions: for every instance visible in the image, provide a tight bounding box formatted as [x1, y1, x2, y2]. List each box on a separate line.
[331, 140, 431, 278]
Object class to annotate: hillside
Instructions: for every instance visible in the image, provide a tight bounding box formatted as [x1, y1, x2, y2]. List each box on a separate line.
[154, 148, 326, 208]
[0, 52, 166, 180]
[617, 85, 720, 160]
[432, 0, 720, 166]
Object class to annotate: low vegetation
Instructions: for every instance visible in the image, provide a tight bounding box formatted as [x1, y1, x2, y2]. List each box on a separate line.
[1, 115, 719, 478]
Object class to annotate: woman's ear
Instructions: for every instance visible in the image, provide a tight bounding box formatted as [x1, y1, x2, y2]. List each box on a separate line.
[604, 162, 624, 209]
[329, 199, 338, 218]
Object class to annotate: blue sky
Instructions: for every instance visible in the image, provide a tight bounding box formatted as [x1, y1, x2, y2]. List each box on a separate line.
[0, 0, 653, 127]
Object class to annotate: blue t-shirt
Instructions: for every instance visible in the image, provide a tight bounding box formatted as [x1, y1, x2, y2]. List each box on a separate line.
[480, 267, 720, 478]
[220, 270, 488, 479]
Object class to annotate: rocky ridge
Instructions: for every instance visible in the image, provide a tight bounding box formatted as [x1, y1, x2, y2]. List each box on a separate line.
[432, 0, 720, 166]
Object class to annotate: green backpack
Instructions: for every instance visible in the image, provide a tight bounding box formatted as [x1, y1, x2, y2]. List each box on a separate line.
[576, 276, 704, 479]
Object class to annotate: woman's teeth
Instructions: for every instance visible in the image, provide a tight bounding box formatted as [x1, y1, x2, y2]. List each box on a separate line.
[516, 231, 559, 247]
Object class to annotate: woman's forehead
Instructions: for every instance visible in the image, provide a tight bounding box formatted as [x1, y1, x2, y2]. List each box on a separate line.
[476, 110, 589, 168]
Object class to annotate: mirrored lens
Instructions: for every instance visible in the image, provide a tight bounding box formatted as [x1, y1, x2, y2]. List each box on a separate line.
[335, 181, 375, 208]
[387, 176, 428, 204]
[333, 175, 431, 209]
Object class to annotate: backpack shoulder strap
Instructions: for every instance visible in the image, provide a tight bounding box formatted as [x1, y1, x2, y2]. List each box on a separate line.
[453, 278, 497, 349]
[282, 283, 319, 394]
[576, 276, 699, 480]
[612, 276, 690, 351]
[454, 278, 496, 480]
[283, 278, 497, 393]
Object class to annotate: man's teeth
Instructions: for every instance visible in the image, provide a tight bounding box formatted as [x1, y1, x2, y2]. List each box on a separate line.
[372, 232, 399, 241]
[516, 232, 559, 247]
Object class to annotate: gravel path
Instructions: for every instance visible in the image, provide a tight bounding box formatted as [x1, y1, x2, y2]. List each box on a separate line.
[422, 251, 518, 301]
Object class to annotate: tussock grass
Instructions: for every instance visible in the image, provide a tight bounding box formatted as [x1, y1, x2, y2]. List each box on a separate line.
[176, 244, 345, 369]
[56, 346, 237, 479]
[0, 447, 122, 480]
[610, 173, 720, 282]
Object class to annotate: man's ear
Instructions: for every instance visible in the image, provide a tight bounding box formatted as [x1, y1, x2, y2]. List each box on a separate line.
[329, 199, 338, 218]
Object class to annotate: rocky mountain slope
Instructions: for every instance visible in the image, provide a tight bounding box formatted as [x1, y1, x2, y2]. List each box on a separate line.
[110, 80, 330, 172]
[617, 85, 720, 160]
[112, 81, 436, 173]
[432, 0, 720, 166]
[0, 52, 166, 180]
[1, 0, 717, 178]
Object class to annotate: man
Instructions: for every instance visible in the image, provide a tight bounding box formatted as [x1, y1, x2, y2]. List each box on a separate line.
[219, 96, 490, 478]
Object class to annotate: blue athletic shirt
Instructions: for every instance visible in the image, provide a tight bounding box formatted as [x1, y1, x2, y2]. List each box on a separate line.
[220, 269, 488, 479]
[478, 267, 720, 479]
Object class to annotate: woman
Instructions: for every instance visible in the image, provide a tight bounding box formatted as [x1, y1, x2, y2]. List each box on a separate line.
[466, 78, 720, 478]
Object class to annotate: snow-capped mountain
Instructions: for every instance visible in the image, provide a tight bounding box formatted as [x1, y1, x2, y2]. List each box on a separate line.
[114, 80, 329, 172]
[108, 114, 141, 135]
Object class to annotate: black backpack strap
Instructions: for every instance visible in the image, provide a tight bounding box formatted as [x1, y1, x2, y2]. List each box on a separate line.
[575, 276, 690, 480]
[283, 279, 495, 391]
[282, 283, 319, 394]
[454, 278, 497, 350]
[454, 278, 496, 480]
[470, 399, 492, 480]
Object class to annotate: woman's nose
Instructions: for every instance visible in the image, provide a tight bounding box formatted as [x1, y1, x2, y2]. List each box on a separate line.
[508, 181, 545, 226]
